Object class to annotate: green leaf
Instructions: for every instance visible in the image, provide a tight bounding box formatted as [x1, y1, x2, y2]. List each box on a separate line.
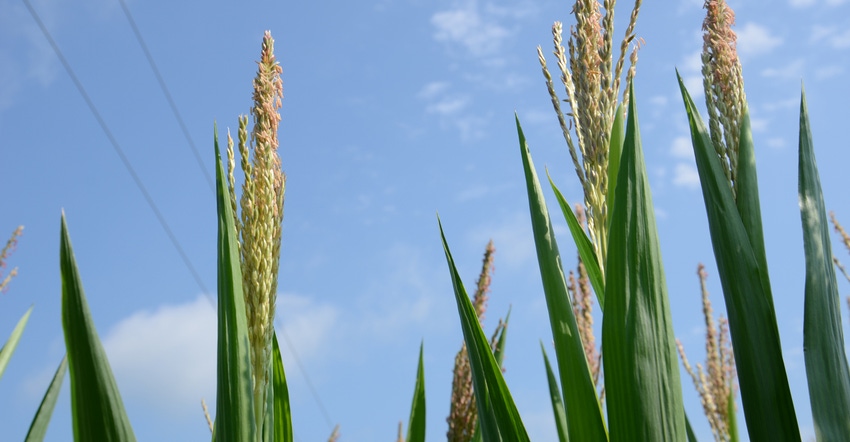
[439, 218, 530, 442]
[405, 342, 426, 442]
[492, 308, 511, 367]
[549, 177, 606, 308]
[798, 86, 850, 440]
[0, 305, 32, 381]
[516, 114, 607, 441]
[272, 332, 293, 442]
[602, 84, 685, 441]
[24, 356, 68, 442]
[735, 107, 774, 313]
[607, 102, 625, 231]
[60, 214, 136, 442]
[213, 128, 256, 442]
[684, 413, 698, 442]
[541, 343, 569, 442]
[727, 390, 739, 442]
[677, 72, 800, 440]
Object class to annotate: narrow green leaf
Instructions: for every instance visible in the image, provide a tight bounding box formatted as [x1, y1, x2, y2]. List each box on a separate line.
[24, 356, 68, 442]
[272, 332, 293, 442]
[516, 114, 607, 441]
[548, 177, 606, 308]
[213, 128, 256, 442]
[541, 343, 569, 442]
[727, 390, 739, 442]
[405, 342, 426, 442]
[60, 214, 136, 442]
[798, 87, 850, 440]
[677, 71, 800, 440]
[607, 102, 625, 230]
[492, 308, 511, 367]
[0, 305, 32, 381]
[602, 84, 685, 441]
[439, 218, 530, 442]
[684, 413, 698, 442]
[735, 108, 775, 313]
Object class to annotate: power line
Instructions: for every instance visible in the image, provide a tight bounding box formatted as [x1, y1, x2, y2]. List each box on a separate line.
[22, 0, 209, 295]
[116, 0, 214, 191]
[25, 1, 335, 434]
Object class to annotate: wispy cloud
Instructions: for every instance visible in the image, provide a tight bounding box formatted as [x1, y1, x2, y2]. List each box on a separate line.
[810, 25, 850, 49]
[672, 163, 700, 189]
[761, 59, 805, 80]
[736, 22, 783, 58]
[431, 0, 532, 59]
[418, 80, 488, 140]
[102, 293, 339, 416]
[671, 136, 694, 160]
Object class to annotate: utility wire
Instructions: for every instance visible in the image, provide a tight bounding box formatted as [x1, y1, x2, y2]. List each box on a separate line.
[23, 0, 209, 295]
[116, 0, 214, 191]
[26, 1, 335, 434]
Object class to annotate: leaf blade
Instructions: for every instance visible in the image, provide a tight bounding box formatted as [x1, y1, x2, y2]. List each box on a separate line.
[516, 115, 607, 441]
[602, 84, 685, 441]
[0, 305, 32, 381]
[24, 356, 68, 442]
[798, 87, 850, 440]
[405, 342, 426, 442]
[676, 72, 800, 440]
[272, 332, 293, 442]
[213, 128, 256, 442]
[60, 214, 136, 442]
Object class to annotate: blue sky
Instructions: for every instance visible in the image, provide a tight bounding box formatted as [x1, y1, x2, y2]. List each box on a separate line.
[1, 0, 849, 440]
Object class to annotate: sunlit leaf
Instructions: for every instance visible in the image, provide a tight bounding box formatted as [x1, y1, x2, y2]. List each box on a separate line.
[798, 87, 850, 440]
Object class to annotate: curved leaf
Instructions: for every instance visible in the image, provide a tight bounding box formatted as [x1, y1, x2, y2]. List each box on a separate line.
[0, 306, 32, 381]
[516, 114, 607, 441]
[405, 342, 426, 442]
[439, 218, 529, 442]
[798, 87, 850, 440]
[676, 71, 800, 440]
[25, 356, 68, 442]
[213, 129, 256, 442]
[602, 84, 685, 441]
[60, 214, 137, 442]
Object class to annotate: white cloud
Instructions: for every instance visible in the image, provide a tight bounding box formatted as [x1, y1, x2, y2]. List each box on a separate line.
[103, 296, 217, 416]
[749, 117, 769, 132]
[468, 212, 534, 268]
[417, 81, 450, 100]
[672, 163, 700, 189]
[761, 59, 804, 80]
[789, 0, 817, 7]
[102, 294, 339, 416]
[431, 1, 512, 58]
[815, 66, 844, 79]
[736, 23, 782, 58]
[766, 137, 786, 149]
[426, 96, 469, 115]
[683, 75, 704, 99]
[670, 136, 694, 160]
[808, 23, 850, 48]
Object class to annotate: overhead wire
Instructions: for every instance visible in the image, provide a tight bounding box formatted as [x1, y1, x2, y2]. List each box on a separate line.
[22, 0, 209, 295]
[24, 0, 335, 436]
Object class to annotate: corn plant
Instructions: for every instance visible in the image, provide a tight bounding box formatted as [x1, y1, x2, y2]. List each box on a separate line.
[437, 0, 850, 441]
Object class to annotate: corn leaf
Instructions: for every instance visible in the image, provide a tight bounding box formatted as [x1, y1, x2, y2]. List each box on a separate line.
[607, 102, 625, 232]
[272, 332, 293, 442]
[516, 114, 607, 441]
[727, 390, 739, 442]
[213, 129, 256, 442]
[735, 108, 774, 313]
[798, 87, 850, 440]
[492, 309, 511, 366]
[602, 84, 685, 441]
[684, 413, 698, 442]
[439, 218, 529, 442]
[676, 72, 800, 440]
[60, 214, 136, 442]
[405, 342, 426, 442]
[24, 356, 68, 442]
[549, 177, 605, 308]
[0, 305, 32, 381]
[541, 343, 569, 442]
